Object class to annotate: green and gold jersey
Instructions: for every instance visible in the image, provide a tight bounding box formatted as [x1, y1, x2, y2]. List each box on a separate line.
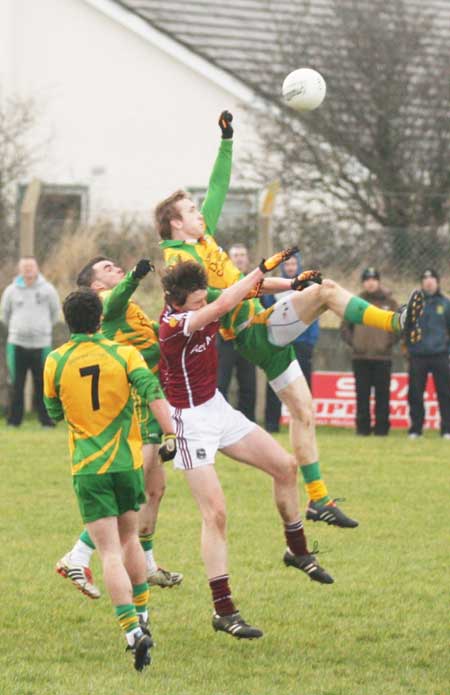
[43, 333, 164, 476]
[100, 272, 160, 373]
[160, 139, 264, 339]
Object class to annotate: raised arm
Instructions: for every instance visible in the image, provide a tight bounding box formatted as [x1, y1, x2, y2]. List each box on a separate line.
[200, 111, 233, 236]
[187, 246, 299, 333]
[102, 260, 154, 320]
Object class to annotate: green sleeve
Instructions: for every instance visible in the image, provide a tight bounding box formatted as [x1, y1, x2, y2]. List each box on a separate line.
[102, 272, 139, 320]
[129, 366, 165, 404]
[207, 287, 222, 303]
[200, 139, 232, 237]
[44, 395, 64, 422]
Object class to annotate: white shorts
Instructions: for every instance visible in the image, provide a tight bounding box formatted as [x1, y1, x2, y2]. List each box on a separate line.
[267, 293, 309, 347]
[170, 390, 256, 470]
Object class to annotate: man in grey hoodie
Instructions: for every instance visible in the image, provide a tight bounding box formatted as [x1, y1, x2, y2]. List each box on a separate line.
[1, 256, 61, 426]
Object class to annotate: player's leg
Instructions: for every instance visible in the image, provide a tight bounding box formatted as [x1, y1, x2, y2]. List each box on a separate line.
[136, 398, 183, 587]
[171, 397, 262, 639]
[88, 514, 152, 671]
[74, 469, 151, 671]
[138, 442, 183, 587]
[235, 326, 357, 528]
[184, 465, 262, 639]
[276, 370, 359, 528]
[55, 528, 101, 599]
[266, 281, 424, 346]
[118, 508, 153, 656]
[220, 424, 333, 584]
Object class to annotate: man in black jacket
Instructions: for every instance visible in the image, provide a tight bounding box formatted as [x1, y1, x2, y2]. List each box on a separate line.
[407, 269, 450, 439]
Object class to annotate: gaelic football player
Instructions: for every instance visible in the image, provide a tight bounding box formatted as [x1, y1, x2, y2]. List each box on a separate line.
[44, 289, 176, 670]
[157, 111, 423, 528]
[159, 259, 334, 640]
[56, 257, 182, 599]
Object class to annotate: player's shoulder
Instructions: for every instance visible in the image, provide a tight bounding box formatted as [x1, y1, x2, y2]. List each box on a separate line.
[47, 340, 76, 362]
[160, 306, 189, 336]
[161, 307, 187, 326]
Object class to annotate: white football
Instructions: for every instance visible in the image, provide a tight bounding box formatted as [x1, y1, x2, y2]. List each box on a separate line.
[282, 68, 327, 112]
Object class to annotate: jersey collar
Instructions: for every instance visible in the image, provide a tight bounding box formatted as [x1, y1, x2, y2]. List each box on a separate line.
[160, 236, 206, 248]
[70, 332, 103, 342]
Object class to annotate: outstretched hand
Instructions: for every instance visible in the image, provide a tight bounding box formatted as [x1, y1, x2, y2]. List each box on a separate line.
[218, 110, 233, 139]
[259, 245, 299, 274]
[132, 259, 155, 280]
[291, 270, 323, 291]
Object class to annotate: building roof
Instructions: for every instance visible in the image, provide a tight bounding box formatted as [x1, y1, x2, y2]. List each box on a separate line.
[112, 0, 449, 101]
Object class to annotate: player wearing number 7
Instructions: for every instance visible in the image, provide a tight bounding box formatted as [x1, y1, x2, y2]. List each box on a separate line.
[56, 257, 182, 599]
[43, 289, 177, 670]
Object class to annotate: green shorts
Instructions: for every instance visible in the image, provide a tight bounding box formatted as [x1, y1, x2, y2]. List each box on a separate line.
[132, 389, 162, 445]
[235, 321, 296, 382]
[73, 468, 146, 523]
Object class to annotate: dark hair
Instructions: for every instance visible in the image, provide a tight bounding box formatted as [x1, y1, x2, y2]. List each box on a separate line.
[63, 289, 103, 334]
[76, 256, 110, 287]
[162, 261, 207, 307]
[154, 189, 188, 240]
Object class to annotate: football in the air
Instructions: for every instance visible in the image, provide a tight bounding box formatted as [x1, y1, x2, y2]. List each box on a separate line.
[282, 68, 327, 112]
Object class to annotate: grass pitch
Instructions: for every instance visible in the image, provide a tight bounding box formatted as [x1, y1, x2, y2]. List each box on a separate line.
[1, 422, 448, 695]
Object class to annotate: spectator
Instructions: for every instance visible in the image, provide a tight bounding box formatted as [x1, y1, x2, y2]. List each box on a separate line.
[1, 256, 60, 427]
[261, 252, 320, 432]
[341, 268, 398, 436]
[406, 268, 450, 439]
[217, 243, 256, 421]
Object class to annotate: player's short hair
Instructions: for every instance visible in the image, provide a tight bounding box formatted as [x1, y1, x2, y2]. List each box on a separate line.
[155, 190, 188, 240]
[63, 289, 103, 334]
[76, 256, 110, 287]
[162, 261, 207, 307]
[229, 243, 248, 253]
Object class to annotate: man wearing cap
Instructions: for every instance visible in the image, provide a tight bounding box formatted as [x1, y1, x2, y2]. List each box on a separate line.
[341, 268, 398, 436]
[406, 269, 450, 439]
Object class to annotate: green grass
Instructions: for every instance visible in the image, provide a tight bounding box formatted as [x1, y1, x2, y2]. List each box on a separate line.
[1, 422, 449, 695]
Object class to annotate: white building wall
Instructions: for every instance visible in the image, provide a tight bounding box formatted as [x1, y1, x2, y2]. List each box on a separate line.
[1, 0, 255, 217]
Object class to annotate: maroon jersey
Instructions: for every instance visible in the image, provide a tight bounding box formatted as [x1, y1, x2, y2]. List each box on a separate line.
[159, 306, 219, 408]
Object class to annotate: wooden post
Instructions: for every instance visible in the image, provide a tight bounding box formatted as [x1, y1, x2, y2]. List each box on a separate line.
[255, 181, 280, 423]
[19, 179, 41, 412]
[19, 178, 41, 256]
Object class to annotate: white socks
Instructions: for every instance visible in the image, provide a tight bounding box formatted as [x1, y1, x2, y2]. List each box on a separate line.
[145, 550, 158, 575]
[70, 539, 94, 567]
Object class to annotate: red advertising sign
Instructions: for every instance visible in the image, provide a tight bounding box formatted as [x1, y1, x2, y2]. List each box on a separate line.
[281, 371, 440, 430]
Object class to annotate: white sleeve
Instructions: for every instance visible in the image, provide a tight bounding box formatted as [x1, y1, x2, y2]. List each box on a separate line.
[182, 311, 194, 336]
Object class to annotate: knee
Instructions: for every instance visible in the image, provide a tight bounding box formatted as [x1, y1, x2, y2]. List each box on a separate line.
[146, 479, 166, 504]
[286, 390, 314, 427]
[203, 501, 227, 533]
[273, 455, 298, 486]
[318, 278, 338, 303]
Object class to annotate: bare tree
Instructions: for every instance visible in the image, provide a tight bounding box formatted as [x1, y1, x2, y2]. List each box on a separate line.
[0, 98, 38, 261]
[245, 0, 450, 274]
